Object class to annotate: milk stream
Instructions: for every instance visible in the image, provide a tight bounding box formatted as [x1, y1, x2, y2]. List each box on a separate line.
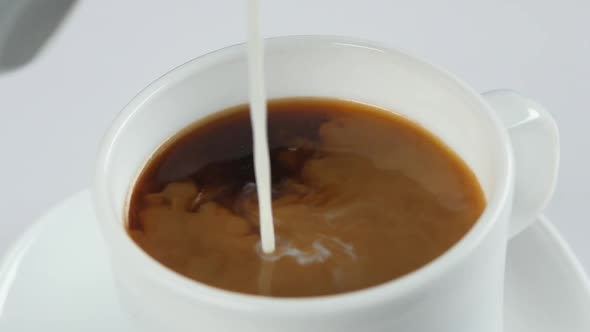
[247, 0, 275, 254]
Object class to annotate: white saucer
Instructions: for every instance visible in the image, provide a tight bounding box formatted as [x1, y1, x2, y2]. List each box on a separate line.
[1, 191, 589, 331]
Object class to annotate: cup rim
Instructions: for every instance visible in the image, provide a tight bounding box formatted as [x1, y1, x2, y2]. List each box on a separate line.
[93, 35, 512, 316]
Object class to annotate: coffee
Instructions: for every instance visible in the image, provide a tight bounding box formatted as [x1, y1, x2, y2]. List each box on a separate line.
[127, 98, 485, 297]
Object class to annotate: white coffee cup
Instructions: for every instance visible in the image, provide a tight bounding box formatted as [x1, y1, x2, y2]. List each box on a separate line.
[93, 35, 559, 332]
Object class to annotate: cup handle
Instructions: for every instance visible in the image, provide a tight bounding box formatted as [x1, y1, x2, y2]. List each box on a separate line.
[482, 89, 560, 238]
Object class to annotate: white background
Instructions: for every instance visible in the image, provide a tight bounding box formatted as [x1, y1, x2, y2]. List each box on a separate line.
[0, 0, 588, 271]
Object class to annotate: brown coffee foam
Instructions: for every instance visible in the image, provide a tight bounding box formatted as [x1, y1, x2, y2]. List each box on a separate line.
[128, 98, 485, 297]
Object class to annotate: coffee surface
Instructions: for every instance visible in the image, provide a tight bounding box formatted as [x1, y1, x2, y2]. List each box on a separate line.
[128, 98, 486, 297]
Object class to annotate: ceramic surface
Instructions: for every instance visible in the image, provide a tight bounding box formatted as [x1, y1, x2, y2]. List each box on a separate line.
[93, 36, 559, 332]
